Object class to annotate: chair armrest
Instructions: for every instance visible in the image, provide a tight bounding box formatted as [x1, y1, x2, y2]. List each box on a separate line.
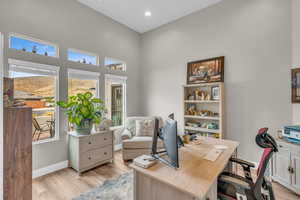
[219, 174, 251, 190]
[121, 129, 132, 140]
[230, 157, 255, 168]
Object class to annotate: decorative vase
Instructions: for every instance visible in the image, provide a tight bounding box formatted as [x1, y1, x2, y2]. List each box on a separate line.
[74, 119, 93, 135]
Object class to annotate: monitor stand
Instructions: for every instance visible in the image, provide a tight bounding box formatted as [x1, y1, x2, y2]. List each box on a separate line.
[151, 152, 178, 169]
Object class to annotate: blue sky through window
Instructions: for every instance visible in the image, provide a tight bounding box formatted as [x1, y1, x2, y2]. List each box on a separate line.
[68, 49, 97, 65]
[10, 36, 57, 57]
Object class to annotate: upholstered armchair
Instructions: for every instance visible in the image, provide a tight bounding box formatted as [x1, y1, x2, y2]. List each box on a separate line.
[121, 116, 164, 161]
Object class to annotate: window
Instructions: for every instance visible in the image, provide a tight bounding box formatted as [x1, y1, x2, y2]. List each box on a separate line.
[105, 57, 126, 71]
[68, 69, 100, 97]
[68, 69, 100, 131]
[68, 49, 98, 66]
[9, 33, 58, 57]
[105, 74, 127, 127]
[8, 59, 59, 143]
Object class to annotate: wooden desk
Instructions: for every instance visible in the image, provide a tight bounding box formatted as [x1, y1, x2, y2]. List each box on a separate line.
[131, 137, 239, 200]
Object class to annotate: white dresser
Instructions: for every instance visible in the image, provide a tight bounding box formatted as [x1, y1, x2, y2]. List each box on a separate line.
[271, 138, 300, 195]
[68, 130, 114, 174]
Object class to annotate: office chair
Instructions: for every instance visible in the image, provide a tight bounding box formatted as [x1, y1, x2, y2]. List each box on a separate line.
[218, 128, 278, 200]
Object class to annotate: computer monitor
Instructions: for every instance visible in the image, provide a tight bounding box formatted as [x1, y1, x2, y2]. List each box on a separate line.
[152, 117, 179, 169]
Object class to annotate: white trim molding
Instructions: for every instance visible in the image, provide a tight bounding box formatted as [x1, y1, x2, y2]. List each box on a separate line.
[68, 68, 100, 80]
[105, 74, 127, 83]
[32, 160, 68, 179]
[0, 32, 4, 200]
[8, 58, 60, 73]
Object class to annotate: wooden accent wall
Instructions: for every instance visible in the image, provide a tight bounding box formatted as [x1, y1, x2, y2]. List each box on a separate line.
[4, 107, 32, 200]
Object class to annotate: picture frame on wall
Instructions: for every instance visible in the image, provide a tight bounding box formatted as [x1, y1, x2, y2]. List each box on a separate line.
[292, 68, 300, 103]
[187, 56, 224, 85]
[211, 86, 220, 100]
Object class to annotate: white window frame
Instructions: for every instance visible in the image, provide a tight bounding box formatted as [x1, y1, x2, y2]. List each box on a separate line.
[8, 59, 60, 145]
[0, 32, 4, 199]
[104, 57, 126, 71]
[68, 68, 101, 98]
[67, 48, 99, 66]
[105, 74, 127, 129]
[8, 33, 59, 58]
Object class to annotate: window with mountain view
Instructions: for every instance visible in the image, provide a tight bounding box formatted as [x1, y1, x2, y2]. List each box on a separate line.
[68, 69, 100, 131]
[9, 60, 59, 142]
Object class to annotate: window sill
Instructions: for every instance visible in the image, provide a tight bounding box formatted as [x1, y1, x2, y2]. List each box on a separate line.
[32, 137, 59, 145]
[110, 126, 124, 131]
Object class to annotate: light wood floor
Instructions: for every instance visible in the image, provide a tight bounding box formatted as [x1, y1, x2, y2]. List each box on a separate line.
[33, 151, 300, 200]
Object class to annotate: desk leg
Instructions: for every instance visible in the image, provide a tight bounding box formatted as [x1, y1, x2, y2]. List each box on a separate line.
[133, 170, 137, 200]
[224, 149, 238, 174]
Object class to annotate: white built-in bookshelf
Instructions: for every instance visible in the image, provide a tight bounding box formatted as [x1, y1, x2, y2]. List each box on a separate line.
[183, 82, 224, 139]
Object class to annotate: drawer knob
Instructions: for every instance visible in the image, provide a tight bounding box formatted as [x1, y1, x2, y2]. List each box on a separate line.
[104, 138, 107, 141]
[88, 157, 91, 160]
[104, 152, 107, 155]
[279, 145, 283, 148]
[88, 142, 92, 145]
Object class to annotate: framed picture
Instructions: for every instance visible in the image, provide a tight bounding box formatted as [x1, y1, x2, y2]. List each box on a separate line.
[292, 68, 300, 103]
[211, 86, 220, 100]
[187, 56, 224, 84]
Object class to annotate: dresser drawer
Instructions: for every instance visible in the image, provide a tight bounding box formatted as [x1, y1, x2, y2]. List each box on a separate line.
[80, 145, 113, 169]
[79, 132, 112, 153]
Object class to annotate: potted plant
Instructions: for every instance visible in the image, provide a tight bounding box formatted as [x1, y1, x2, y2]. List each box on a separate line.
[57, 92, 106, 135]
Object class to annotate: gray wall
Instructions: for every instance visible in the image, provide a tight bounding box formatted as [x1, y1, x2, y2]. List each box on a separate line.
[0, 0, 141, 170]
[140, 0, 292, 162]
[292, 0, 300, 123]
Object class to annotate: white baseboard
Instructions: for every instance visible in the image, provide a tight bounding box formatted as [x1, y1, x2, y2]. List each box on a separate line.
[33, 160, 68, 179]
[114, 144, 122, 151]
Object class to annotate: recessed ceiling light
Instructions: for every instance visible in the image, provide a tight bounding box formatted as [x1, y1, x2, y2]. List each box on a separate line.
[145, 11, 152, 17]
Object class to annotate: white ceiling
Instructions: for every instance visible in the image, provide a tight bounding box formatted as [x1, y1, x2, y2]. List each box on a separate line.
[77, 0, 223, 33]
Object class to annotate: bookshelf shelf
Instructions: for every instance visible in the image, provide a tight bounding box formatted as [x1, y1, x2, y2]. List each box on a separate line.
[184, 100, 219, 104]
[183, 82, 224, 139]
[184, 126, 220, 134]
[184, 115, 219, 120]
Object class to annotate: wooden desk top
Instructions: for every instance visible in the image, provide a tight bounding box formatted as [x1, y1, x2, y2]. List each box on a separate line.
[131, 137, 239, 199]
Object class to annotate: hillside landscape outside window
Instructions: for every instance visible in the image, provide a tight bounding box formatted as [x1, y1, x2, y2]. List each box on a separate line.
[8, 59, 59, 143]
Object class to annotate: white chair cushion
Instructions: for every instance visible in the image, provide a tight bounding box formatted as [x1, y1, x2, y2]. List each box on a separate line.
[123, 136, 164, 149]
[135, 119, 155, 137]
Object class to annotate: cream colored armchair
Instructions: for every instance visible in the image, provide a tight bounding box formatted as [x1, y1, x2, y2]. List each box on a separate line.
[121, 116, 164, 161]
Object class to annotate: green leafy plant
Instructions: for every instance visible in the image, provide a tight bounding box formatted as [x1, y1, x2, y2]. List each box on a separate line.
[57, 92, 106, 126]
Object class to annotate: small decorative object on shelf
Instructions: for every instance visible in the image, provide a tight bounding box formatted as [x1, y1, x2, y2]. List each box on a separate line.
[83, 58, 86, 64]
[187, 56, 224, 85]
[183, 82, 224, 139]
[22, 47, 26, 52]
[211, 86, 220, 100]
[44, 51, 48, 56]
[94, 119, 112, 131]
